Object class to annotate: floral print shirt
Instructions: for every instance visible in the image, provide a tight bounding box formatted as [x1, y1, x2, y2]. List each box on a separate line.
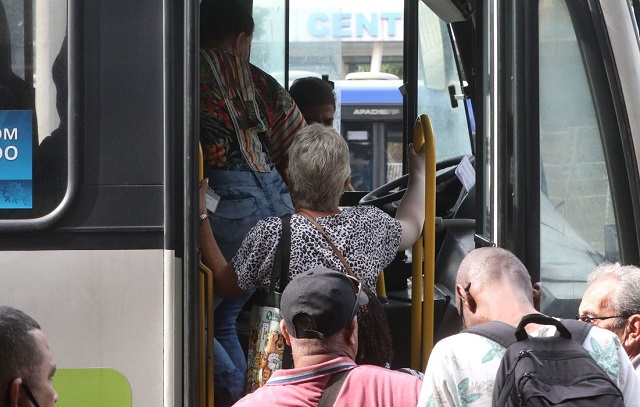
[418, 324, 640, 407]
[199, 48, 305, 173]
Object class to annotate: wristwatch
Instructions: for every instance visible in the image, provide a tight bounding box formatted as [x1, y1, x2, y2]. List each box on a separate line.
[199, 213, 210, 225]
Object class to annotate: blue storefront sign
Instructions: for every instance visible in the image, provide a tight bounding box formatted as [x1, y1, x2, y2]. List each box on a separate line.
[0, 110, 33, 209]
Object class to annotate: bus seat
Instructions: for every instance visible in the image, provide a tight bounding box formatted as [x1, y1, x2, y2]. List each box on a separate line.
[53, 368, 132, 407]
[433, 184, 476, 341]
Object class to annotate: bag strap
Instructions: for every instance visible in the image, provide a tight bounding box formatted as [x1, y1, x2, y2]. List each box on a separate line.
[466, 315, 592, 347]
[560, 318, 593, 344]
[296, 210, 355, 277]
[464, 320, 518, 349]
[317, 368, 353, 407]
[270, 214, 292, 293]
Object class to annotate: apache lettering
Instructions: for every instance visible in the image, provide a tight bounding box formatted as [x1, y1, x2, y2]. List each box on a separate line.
[353, 108, 401, 116]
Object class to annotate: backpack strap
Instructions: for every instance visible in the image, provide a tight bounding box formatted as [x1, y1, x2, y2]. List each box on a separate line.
[466, 316, 593, 347]
[464, 321, 518, 349]
[560, 318, 593, 344]
[317, 368, 353, 407]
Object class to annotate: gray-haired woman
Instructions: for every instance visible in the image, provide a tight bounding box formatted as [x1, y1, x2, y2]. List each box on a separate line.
[199, 122, 425, 294]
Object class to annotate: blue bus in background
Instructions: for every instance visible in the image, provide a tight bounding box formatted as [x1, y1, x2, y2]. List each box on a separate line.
[336, 78, 475, 191]
[335, 79, 404, 191]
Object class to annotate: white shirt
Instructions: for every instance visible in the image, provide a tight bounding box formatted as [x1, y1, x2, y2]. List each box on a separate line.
[632, 353, 640, 381]
[418, 324, 640, 407]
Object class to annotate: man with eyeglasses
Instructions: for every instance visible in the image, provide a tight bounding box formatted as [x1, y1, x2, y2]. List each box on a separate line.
[0, 306, 57, 407]
[579, 262, 640, 379]
[232, 266, 422, 406]
[418, 247, 640, 407]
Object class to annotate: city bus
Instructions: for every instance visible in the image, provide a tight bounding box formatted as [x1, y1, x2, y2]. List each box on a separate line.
[0, 0, 638, 406]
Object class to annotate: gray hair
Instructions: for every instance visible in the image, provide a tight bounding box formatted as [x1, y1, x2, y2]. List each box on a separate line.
[458, 247, 532, 291]
[587, 263, 640, 329]
[0, 306, 42, 385]
[288, 123, 350, 211]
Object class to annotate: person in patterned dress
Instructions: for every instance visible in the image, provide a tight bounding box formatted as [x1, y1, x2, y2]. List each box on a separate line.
[417, 247, 640, 407]
[199, 1, 305, 405]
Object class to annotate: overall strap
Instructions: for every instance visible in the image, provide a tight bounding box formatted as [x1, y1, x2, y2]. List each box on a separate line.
[296, 210, 355, 277]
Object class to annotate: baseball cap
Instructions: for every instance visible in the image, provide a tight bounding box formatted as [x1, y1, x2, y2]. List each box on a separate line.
[281, 266, 368, 340]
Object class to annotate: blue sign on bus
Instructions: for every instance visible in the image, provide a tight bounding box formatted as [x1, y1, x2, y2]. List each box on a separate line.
[0, 110, 33, 209]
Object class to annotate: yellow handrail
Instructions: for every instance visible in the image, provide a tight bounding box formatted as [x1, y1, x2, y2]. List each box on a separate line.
[376, 270, 387, 300]
[410, 236, 423, 370]
[199, 261, 215, 407]
[409, 114, 437, 372]
[198, 143, 215, 407]
[419, 114, 437, 370]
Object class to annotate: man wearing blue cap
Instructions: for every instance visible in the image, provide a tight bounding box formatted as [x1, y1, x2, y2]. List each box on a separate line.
[233, 266, 421, 406]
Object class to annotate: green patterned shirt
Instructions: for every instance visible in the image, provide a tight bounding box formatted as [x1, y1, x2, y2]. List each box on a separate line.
[418, 323, 640, 407]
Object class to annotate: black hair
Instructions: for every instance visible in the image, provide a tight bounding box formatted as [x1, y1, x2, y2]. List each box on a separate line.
[289, 77, 336, 110]
[0, 306, 42, 385]
[200, 0, 255, 46]
[356, 289, 393, 367]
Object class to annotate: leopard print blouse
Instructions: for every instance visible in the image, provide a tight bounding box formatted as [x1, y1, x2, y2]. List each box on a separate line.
[232, 205, 402, 291]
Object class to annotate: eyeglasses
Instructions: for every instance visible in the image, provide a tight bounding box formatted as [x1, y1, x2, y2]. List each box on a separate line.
[459, 282, 471, 330]
[22, 382, 42, 407]
[575, 314, 629, 324]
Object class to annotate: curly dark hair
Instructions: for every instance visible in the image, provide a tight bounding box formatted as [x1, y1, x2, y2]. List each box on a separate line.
[356, 288, 393, 367]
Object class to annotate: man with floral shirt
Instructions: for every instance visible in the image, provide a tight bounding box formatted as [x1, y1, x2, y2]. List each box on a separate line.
[418, 247, 640, 407]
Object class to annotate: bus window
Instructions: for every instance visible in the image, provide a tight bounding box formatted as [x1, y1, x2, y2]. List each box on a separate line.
[250, 0, 287, 85]
[288, 0, 405, 191]
[0, 0, 69, 221]
[538, 0, 619, 316]
[417, 1, 472, 162]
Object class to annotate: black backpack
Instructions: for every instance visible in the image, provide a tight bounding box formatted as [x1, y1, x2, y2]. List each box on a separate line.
[466, 313, 625, 406]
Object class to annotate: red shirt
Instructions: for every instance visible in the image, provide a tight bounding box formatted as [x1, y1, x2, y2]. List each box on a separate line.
[233, 357, 422, 407]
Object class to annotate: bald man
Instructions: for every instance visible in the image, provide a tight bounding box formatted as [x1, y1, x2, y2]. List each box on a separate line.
[579, 263, 640, 379]
[418, 247, 640, 407]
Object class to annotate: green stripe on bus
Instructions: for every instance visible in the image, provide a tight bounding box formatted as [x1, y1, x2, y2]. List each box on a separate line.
[53, 368, 132, 407]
